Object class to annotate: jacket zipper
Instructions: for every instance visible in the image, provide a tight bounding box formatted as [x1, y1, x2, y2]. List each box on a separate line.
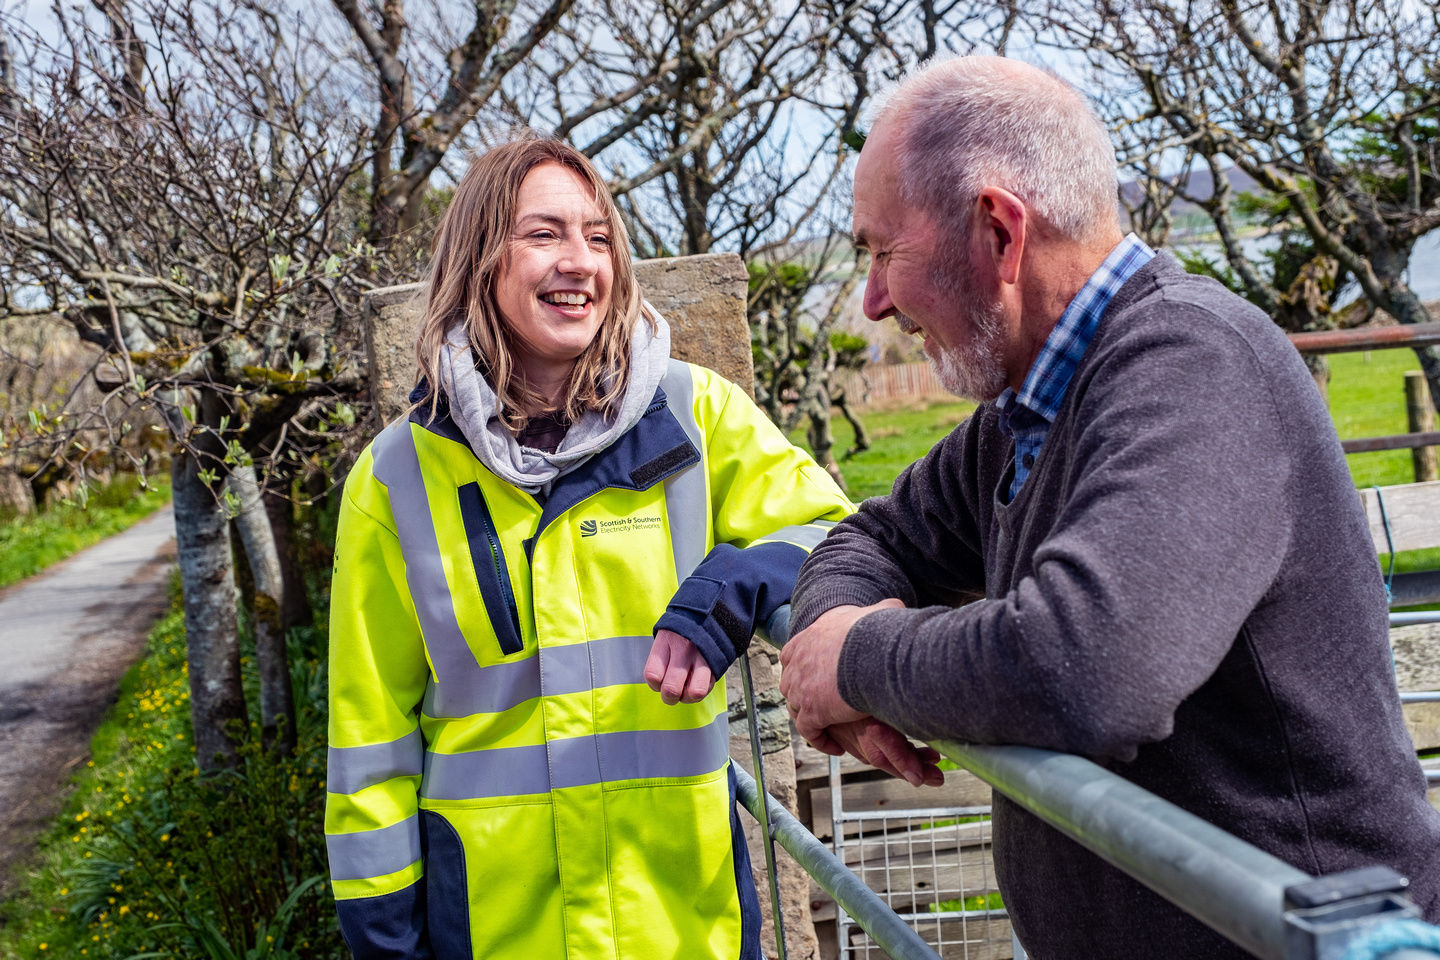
[456, 482, 525, 656]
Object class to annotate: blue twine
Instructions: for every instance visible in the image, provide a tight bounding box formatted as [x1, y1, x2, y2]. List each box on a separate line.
[1376, 485, 1397, 604]
[1338, 918, 1440, 960]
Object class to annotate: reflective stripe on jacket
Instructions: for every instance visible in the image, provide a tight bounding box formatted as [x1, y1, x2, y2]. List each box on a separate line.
[326, 360, 853, 960]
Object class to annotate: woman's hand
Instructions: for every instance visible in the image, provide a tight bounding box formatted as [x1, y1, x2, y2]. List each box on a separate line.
[644, 631, 716, 705]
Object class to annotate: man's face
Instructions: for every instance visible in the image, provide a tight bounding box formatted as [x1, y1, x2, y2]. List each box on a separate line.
[852, 120, 1009, 402]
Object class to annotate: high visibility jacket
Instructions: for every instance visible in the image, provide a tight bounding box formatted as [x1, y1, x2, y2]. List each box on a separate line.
[326, 360, 852, 960]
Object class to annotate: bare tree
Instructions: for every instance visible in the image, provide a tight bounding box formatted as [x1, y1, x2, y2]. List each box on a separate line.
[750, 240, 870, 488]
[332, 0, 576, 243]
[1050, 0, 1440, 404]
[0, 0, 377, 764]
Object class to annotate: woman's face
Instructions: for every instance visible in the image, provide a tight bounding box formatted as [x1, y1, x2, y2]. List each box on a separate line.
[494, 162, 615, 391]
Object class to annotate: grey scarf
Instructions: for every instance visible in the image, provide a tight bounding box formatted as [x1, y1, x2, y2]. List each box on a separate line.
[437, 308, 671, 495]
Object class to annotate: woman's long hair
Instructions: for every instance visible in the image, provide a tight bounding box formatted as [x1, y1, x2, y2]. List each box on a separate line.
[414, 136, 648, 432]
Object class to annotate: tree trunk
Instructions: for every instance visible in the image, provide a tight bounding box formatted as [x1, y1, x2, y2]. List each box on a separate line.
[833, 389, 871, 457]
[1304, 354, 1330, 406]
[806, 408, 847, 494]
[0, 469, 34, 517]
[228, 464, 296, 754]
[172, 447, 247, 770]
[1369, 266, 1440, 416]
[265, 488, 312, 629]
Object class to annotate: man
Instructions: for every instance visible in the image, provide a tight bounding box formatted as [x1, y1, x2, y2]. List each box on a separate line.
[778, 56, 1440, 958]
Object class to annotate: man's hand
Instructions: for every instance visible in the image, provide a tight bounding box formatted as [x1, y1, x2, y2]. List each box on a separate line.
[779, 598, 905, 748]
[645, 630, 715, 705]
[827, 718, 945, 788]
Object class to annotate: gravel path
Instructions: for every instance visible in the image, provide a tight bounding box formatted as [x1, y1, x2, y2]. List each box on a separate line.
[0, 506, 175, 894]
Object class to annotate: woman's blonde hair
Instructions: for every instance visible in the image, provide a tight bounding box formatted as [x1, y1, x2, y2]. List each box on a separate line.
[415, 136, 648, 432]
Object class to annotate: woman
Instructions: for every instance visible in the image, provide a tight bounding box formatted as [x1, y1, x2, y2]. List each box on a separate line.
[324, 138, 851, 960]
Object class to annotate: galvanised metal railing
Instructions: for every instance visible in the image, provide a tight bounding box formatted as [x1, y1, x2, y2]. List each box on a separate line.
[740, 606, 1440, 960]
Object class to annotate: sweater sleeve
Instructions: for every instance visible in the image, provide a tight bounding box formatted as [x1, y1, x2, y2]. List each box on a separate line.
[821, 312, 1294, 761]
[790, 410, 991, 636]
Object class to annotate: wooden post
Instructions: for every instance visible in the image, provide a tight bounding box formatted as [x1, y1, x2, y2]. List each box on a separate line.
[1406, 371, 1438, 482]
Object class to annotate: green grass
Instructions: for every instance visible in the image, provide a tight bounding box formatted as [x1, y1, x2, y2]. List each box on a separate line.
[930, 890, 1005, 914]
[1326, 349, 1421, 488]
[791, 400, 977, 500]
[0, 475, 170, 589]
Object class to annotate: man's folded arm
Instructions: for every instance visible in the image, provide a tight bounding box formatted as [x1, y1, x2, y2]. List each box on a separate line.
[825, 320, 1295, 761]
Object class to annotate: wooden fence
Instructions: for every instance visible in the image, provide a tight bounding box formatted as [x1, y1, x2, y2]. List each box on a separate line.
[833, 363, 949, 408]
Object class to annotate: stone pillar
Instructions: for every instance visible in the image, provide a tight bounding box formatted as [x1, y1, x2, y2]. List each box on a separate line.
[632, 253, 753, 390]
[361, 281, 426, 429]
[360, 254, 816, 955]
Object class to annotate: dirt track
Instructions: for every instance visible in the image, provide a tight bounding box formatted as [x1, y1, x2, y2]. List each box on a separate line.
[0, 506, 175, 895]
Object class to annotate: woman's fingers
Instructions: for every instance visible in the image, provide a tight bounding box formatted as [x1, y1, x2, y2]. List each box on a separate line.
[681, 660, 714, 703]
[648, 630, 714, 705]
[643, 636, 672, 692]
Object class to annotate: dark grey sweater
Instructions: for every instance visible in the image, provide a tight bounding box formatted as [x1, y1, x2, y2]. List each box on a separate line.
[791, 254, 1440, 959]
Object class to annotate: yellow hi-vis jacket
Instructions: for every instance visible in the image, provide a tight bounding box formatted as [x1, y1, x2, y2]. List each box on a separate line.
[326, 359, 852, 960]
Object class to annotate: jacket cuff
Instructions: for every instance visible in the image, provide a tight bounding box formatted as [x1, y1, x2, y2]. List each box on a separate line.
[656, 541, 808, 677]
[654, 576, 742, 678]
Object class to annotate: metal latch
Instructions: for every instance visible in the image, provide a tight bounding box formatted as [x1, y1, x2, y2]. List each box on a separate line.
[1284, 866, 1418, 960]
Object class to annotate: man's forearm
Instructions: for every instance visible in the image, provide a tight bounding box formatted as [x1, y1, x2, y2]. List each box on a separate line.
[790, 516, 917, 635]
[791, 426, 987, 637]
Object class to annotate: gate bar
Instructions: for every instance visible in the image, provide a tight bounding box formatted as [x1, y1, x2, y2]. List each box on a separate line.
[732, 763, 944, 960]
[932, 741, 1311, 959]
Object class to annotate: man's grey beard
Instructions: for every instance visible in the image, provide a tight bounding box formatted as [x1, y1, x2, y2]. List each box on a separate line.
[930, 301, 1007, 402]
[899, 238, 1009, 402]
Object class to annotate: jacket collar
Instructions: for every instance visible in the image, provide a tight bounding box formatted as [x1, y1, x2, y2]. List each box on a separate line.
[410, 381, 699, 536]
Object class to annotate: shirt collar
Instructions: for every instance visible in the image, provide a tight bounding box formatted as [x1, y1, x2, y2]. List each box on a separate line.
[997, 233, 1155, 427]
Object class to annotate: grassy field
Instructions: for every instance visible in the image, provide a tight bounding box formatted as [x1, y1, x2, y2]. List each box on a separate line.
[793, 400, 978, 500]
[803, 349, 1432, 500]
[0, 475, 171, 589]
[1327, 349, 1423, 488]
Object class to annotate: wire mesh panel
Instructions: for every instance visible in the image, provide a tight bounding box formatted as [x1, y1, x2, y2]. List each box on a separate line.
[829, 757, 1012, 959]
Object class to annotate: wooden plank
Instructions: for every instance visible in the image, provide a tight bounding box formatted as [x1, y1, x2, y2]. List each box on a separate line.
[1343, 431, 1440, 454]
[1404, 702, 1440, 752]
[850, 917, 1013, 960]
[836, 821, 993, 866]
[1289, 322, 1440, 355]
[811, 769, 992, 840]
[1359, 481, 1440, 553]
[792, 732, 877, 782]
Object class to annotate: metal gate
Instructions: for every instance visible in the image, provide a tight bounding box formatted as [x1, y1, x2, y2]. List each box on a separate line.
[827, 755, 1016, 959]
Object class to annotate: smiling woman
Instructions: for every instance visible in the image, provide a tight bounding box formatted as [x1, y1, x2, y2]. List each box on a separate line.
[415, 139, 638, 436]
[324, 137, 854, 960]
[492, 163, 615, 404]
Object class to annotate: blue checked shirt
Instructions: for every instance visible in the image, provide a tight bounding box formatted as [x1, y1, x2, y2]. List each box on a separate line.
[997, 233, 1155, 502]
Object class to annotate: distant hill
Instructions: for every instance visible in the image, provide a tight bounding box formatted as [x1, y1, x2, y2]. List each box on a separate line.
[1119, 165, 1260, 211]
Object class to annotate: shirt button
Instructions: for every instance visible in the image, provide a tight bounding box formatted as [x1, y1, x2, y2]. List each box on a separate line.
[1022, 453, 1035, 469]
